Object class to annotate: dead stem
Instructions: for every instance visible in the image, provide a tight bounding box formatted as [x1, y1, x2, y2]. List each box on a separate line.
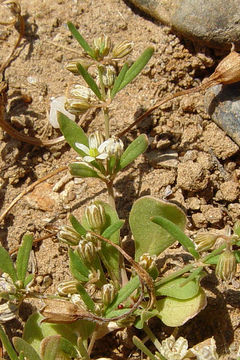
[90, 231, 156, 309]
[116, 84, 206, 138]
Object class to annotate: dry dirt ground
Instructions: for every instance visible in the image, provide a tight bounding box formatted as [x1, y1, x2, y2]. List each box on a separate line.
[0, 0, 239, 359]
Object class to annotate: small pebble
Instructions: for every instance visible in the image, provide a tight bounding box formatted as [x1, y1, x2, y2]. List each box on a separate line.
[27, 76, 38, 85]
[177, 161, 209, 192]
[201, 205, 223, 224]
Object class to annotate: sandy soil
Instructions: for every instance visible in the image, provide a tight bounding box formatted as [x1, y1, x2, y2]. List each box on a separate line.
[0, 0, 239, 359]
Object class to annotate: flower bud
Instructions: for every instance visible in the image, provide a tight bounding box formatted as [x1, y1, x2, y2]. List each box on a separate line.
[65, 59, 92, 75]
[215, 249, 237, 282]
[159, 335, 188, 360]
[57, 280, 78, 296]
[233, 220, 240, 238]
[93, 35, 111, 58]
[206, 51, 240, 88]
[78, 239, 97, 263]
[112, 40, 133, 59]
[69, 85, 95, 101]
[65, 85, 96, 115]
[85, 232, 101, 251]
[194, 233, 218, 252]
[70, 294, 87, 310]
[102, 283, 115, 306]
[85, 202, 106, 232]
[96, 66, 116, 88]
[65, 98, 91, 115]
[139, 253, 158, 279]
[88, 131, 105, 150]
[0, 301, 18, 323]
[88, 269, 101, 283]
[57, 225, 82, 246]
[99, 137, 124, 159]
[0, 273, 16, 296]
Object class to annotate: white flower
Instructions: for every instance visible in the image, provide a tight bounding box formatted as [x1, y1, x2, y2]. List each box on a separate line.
[159, 335, 188, 360]
[0, 302, 18, 323]
[190, 338, 219, 360]
[99, 137, 124, 159]
[75, 131, 108, 162]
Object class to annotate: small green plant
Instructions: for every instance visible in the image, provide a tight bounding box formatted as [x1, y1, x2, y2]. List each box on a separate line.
[0, 23, 239, 360]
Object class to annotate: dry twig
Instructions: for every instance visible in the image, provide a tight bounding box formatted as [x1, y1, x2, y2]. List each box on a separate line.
[0, 166, 67, 223]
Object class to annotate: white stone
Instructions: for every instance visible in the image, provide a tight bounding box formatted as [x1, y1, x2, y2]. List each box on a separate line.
[49, 96, 75, 128]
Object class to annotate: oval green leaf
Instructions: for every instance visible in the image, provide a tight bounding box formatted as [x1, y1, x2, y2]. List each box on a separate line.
[156, 288, 207, 327]
[58, 113, 88, 155]
[129, 196, 187, 261]
[156, 277, 199, 300]
[69, 162, 100, 178]
[120, 134, 148, 169]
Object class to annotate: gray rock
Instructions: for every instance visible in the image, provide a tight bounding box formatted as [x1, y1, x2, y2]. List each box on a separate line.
[205, 83, 240, 147]
[128, 0, 240, 49]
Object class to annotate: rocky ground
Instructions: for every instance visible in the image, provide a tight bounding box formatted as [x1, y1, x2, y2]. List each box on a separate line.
[0, 0, 239, 359]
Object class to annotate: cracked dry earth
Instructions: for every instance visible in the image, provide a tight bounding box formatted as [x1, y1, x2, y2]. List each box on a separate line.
[0, 0, 239, 359]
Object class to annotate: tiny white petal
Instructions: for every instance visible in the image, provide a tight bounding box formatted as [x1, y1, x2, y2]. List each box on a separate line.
[83, 156, 95, 162]
[49, 96, 75, 128]
[75, 143, 90, 154]
[97, 153, 108, 160]
[98, 140, 110, 153]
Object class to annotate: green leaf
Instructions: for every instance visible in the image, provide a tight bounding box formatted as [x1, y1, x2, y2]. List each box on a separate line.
[81, 201, 120, 282]
[118, 47, 154, 91]
[58, 337, 79, 358]
[69, 162, 100, 178]
[13, 337, 41, 360]
[58, 113, 88, 155]
[129, 196, 187, 261]
[156, 277, 199, 300]
[67, 22, 96, 59]
[151, 216, 199, 259]
[78, 338, 90, 360]
[105, 276, 139, 315]
[16, 234, 33, 283]
[132, 336, 158, 360]
[156, 288, 207, 327]
[102, 220, 125, 239]
[110, 63, 129, 99]
[0, 246, 17, 283]
[134, 309, 159, 329]
[77, 63, 102, 100]
[76, 283, 95, 312]
[234, 250, 240, 263]
[23, 312, 81, 352]
[0, 325, 19, 360]
[69, 214, 87, 236]
[204, 254, 221, 265]
[40, 336, 60, 360]
[120, 134, 148, 169]
[24, 273, 34, 288]
[69, 249, 89, 282]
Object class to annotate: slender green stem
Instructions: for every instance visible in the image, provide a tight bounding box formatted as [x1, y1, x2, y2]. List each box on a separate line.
[155, 264, 194, 287]
[132, 336, 158, 360]
[106, 180, 116, 210]
[143, 324, 163, 354]
[97, 66, 106, 101]
[103, 107, 110, 139]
